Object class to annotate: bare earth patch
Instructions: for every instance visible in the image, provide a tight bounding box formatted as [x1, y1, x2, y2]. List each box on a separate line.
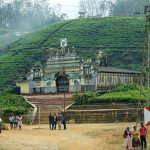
[0, 123, 149, 150]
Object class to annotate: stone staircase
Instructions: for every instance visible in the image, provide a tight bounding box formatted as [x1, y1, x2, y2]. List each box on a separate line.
[25, 94, 145, 124]
[25, 93, 74, 124]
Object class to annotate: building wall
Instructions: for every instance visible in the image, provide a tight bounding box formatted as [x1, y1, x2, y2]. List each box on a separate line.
[16, 80, 29, 94]
[16, 72, 142, 94]
[97, 72, 141, 89]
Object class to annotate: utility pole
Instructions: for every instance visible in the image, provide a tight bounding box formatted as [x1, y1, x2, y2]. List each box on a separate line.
[83, 65, 86, 92]
[63, 80, 66, 112]
[83, 62, 91, 92]
[143, 6, 150, 106]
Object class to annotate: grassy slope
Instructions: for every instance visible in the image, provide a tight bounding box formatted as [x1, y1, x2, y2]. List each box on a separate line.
[0, 17, 145, 86]
[0, 28, 20, 52]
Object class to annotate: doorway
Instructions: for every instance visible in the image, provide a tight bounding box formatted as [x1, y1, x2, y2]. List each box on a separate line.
[56, 76, 69, 92]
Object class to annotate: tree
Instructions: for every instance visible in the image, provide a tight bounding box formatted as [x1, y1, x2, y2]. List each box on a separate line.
[109, 0, 146, 16]
[0, 0, 66, 30]
[79, 0, 112, 17]
[78, 11, 86, 18]
[61, 13, 68, 20]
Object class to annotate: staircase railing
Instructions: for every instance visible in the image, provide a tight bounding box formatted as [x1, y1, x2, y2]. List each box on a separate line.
[23, 96, 37, 124]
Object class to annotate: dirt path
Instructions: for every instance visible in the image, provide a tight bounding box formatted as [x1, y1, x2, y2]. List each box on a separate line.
[0, 123, 149, 150]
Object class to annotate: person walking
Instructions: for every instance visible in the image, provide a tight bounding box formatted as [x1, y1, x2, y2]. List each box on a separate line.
[139, 122, 147, 149]
[123, 127, 131, 150]
[62, 113, 66, 130]
[49, 113, 54, 130]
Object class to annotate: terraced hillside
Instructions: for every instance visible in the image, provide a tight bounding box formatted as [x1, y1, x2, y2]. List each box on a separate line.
[0, 17, 145, 87]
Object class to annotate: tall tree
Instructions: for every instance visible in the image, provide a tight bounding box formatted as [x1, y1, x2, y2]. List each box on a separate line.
[79, 0, 112, 17]
[109, 0, 146, 16]
[0, 0, 65, 30]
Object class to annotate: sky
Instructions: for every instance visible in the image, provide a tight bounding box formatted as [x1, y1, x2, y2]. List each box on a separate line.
[48, 0, 80, 19]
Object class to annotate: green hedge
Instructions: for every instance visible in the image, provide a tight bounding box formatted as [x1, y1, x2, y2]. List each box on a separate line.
[88, 90, 146, 103]
[72, 84, 148, 104]
[109, 83, 139, 92]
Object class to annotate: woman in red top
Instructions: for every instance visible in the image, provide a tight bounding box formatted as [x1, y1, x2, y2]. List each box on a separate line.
[139, 122, 147, 149]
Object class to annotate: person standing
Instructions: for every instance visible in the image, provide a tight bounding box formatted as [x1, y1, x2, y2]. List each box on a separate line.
[53, 113, 57, 130]
[131, 126, 141, 148]
[62, 113, 66, 130]
[13, 115, 18, 129]
[48, 113, 54, 130]
[57, 113, 62, 130]
[17, 115, 22, 130]
[8, 114, 14, 129]
[123, 127, 131, 150]
[139, 122, 147, 149]
[0, 117, 2, 133]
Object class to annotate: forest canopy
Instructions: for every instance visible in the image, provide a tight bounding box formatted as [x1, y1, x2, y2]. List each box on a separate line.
[0, 0, 66, 31]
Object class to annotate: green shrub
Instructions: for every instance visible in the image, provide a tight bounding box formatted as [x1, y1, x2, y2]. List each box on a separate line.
[88, 90, 146, 103]
[109, 83, 139, 92]
[72, 88, 147, 104]
[72, 92, 99, 104]
[3, 106, 26, 114]
[0, 94, 31, 114]
[72, 93, 81, 103]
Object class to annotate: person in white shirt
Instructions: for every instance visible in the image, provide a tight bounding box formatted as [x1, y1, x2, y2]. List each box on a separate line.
[17, 115, 22, 130]
[8, 114, 14, 129]
[0, 117, 2, 133]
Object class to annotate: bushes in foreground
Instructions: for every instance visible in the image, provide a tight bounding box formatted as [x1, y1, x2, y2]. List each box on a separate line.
[0, 94, 31, 114]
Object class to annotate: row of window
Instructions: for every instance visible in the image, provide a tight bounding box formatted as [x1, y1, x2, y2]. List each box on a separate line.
[98, 73, 141, 84]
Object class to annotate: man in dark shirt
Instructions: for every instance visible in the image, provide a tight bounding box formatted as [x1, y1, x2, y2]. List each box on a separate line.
[62, 113, 67, 130]
[57, 113, 62, 130]
[53, 113, 57, 130]
[48, 113, 54, 130]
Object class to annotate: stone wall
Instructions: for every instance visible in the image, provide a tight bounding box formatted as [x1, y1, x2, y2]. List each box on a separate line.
[65, 103, 144, 123]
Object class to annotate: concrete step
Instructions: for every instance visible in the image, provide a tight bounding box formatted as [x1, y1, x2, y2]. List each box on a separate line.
[25, 94, 74, 124]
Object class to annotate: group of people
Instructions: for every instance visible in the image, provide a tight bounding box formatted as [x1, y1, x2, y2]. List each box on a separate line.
[48, 112, 66, 130]
[8, 114, 22, 130]
[123, 122, 147, 149]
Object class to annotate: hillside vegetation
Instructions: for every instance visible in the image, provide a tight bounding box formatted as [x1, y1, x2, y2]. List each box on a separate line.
[0, 28, 20, 53]
[0, 17, 145, 87]
[0, 94, 30, 114]
[72, 84, 149, 105]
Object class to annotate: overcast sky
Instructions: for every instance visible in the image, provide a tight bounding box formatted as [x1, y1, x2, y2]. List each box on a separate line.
[49, 0, 80, 19]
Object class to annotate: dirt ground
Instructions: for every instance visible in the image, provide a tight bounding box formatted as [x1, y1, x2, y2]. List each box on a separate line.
[0, 123, 150, 150]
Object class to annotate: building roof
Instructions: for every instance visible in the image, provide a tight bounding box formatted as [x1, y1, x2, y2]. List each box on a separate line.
[97, 66, 141, 74]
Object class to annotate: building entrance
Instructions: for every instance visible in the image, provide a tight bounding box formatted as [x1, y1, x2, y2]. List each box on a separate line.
[56, 76, 69, 92]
